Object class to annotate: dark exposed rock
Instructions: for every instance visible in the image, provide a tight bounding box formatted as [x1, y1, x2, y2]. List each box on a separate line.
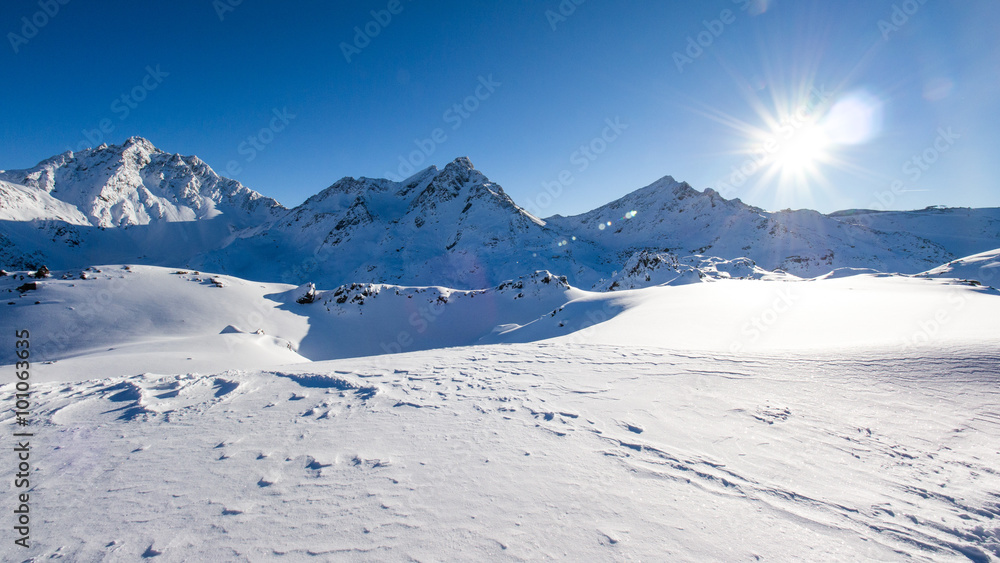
[296, 283, 317, 304]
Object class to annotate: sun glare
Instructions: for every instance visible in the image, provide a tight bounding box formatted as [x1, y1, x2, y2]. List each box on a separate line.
[693, 78, 885, 207]
[769, 123, 830, 175]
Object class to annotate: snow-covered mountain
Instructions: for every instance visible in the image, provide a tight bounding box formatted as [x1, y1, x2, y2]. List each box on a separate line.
[204, 165, 994, 287]
[546, 176, 961, 276]
[830, 206, 1000, 259]
[3, 141, 998, 563]
[0, 136, 285, 269]
[0, 136, 283, 227]
[1, 138, 998, 287]
[197, 157, 608, 288]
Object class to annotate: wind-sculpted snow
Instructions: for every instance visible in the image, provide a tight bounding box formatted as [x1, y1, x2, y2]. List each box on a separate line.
[920, 248, 1000, 288]
[3, 344, 998, 560]
[1, 257, 998, 559]
[3, 262, 999, 379]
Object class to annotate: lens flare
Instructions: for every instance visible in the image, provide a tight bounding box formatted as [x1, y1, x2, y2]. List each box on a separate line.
[821, 91, 883, 145]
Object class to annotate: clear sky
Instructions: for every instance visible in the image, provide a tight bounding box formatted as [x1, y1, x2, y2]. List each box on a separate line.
[2, 0, 998, 216]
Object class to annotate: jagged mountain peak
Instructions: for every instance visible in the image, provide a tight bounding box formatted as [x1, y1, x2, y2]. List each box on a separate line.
[407, 159, 490, 211]
[397, 164, 439, 184]
[647, 174, 680, 189]
[551, 174, 752, 232]
[622, 175, 722, 205]
[119, 135, 161, 155]
[433, 156, 485, 188]
[289, 159, 499, 228]
[0, 137, 285, 229]
[445, 156, 475, 171]
[110, 140, 160, 167]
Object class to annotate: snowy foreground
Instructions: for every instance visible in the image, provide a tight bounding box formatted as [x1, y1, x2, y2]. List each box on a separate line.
[2, 265, 999, 561]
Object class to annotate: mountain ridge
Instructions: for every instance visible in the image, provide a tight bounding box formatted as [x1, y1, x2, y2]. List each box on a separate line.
[2, 137, 998, 288]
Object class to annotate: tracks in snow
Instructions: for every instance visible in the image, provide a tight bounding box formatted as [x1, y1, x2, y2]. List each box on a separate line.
[1, 343, 998, 561]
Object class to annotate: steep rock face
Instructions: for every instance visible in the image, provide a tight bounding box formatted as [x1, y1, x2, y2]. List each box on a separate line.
[0, 137, 286, 269]
[0, 136, 284, 228]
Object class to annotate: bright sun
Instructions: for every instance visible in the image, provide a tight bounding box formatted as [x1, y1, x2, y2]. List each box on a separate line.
[769, 123, 830, 175]
[692, 80, 884, 207]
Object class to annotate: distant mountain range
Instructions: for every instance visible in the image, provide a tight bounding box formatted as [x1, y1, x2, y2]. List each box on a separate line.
[2, 137, 998, 289]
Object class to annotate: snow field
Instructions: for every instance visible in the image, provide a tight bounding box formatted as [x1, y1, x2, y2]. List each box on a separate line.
[1, 344, 997, 560]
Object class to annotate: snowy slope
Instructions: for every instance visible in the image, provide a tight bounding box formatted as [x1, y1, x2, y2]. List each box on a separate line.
[4, 260, 998, 378]
[2, 259, 999, 560]
[290, 270, 581, 361]
[920, 248, 1000, 288]
[2, 343, 998, 560]
[832, 207, 1000, 260]
[0, 266, 582, 378]
[0, 265, 309, 378]
[0, 180, 90, 224]
[488, 274, 1000, 355]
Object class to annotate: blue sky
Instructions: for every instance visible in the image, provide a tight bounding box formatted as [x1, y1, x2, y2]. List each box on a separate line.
[2, 0, 998, 216]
